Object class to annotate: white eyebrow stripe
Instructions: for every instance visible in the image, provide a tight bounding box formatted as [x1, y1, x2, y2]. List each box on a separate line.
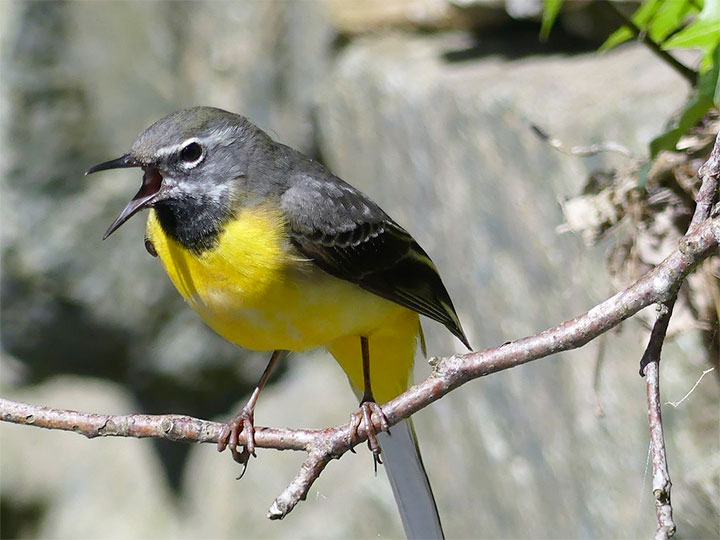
[155, 140, 191, 158]
[154, 126, 237, 157]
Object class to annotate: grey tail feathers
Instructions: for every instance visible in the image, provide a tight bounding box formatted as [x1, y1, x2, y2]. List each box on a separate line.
[378, 419, 444, 539]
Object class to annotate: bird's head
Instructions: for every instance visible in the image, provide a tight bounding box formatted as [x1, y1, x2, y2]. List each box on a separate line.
[87, 106, 255, 239]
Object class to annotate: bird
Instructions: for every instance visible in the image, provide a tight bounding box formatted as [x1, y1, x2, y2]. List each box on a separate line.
[87, 106, 470, 539]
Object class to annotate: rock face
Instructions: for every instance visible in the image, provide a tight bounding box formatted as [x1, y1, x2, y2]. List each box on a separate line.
[1, 2, 716, 539]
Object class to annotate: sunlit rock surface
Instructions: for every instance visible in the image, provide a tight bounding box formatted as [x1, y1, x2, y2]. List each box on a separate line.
[1, 2, 716, 539]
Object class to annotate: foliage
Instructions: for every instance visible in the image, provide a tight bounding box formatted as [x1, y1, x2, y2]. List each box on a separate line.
[540, 0, 564, 41]
[649, 45, 719, 158]
[546, 3, 720, 358]
[542, 0, 720, 158]
[661, 0, 720, 73]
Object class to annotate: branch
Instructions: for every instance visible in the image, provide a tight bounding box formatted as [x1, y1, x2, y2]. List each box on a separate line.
[637, 129, 720, 538]
[2, 218, 718, 519]
[645, 360, 675, 540]
[693, 131, 720, 229]
[0, 399, 314, 450]
[2, 132, 719, 524]
[641, 300, 677, 540]
[639, 298, 676, 376]
[603, 0, 698, 86]
[530, 123, 634, 158]
[665, 368, 715, 407]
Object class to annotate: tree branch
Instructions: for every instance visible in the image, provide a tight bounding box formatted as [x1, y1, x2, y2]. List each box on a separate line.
[0, 399, 313, 451]
[693, 131, 720, 229]
[639, 298, 676, 376]
[2, 216, 718, 520]
[645, 360, 675, 540]
[637, 129, 720, 538]
[2, 133, 719, 526]
[640, 297, 677, 539]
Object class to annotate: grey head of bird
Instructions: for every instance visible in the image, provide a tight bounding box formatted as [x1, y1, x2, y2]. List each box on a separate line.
[86, 106, 262, 239]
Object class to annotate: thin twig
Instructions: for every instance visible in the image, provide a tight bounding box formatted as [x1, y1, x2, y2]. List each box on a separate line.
[2, 133, 719, 524]
[639, 299, 677, 377]
[640, 299, 677, 539]
[530, 123, 634, 158]
[665, 368, 715, 407]
[603, 0, 697, 86]
[693, 131, 720, 228]
[644, 361, 675, 540]
[2, 216, 718, 518]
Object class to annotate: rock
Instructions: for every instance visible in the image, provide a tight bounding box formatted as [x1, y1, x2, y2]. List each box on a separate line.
[0, 0, 330, 496]
[0, 0, 331, 437]
[314, 33, 716, 538]
[1, 2, 717, 539]
[324, 0, 507, 33]
[0, 376, 182, 538]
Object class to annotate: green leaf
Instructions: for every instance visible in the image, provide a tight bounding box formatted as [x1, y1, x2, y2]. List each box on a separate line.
[662, 0, 720, 73]
[600, 0, 664, 51]
[697, 41, 720, 102]
[601, 26, 634, 51]
[699, 0, 720, 20]
[540, 0, 564, 41]
[649, 0, 697, 43]
[650, 129, 684, 157]
[662, 19, 720, 49]
[626, 0, 665, 27]
[648, 41, 718, 158]
[649, 92, 715, 157]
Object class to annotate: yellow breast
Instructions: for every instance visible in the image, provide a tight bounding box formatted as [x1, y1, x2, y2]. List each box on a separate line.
[145, 206, 405, 352]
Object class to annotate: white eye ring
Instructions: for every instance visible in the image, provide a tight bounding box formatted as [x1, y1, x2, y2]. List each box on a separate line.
[178, 138, 204, 168]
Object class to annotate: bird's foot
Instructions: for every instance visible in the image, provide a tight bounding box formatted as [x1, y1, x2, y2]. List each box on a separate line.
[349, 400, 390, 472]
[217, 405, 256, 478]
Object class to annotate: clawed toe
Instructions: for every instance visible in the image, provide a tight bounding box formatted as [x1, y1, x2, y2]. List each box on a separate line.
[350, 401, 390, 472]
[218, 407, 256, 477]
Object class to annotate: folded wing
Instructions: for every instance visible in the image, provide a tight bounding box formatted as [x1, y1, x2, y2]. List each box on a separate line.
[281, 173, 470, 349]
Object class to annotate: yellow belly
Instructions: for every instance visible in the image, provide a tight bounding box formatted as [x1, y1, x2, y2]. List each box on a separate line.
[145, 206, 411, 354]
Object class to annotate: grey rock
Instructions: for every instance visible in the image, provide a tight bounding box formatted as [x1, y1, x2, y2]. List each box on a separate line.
[0, 376, 183, 539]
[1, 2, 717, 539]
[315, 33, 716, 538]
[0, 0, 331, 417]
[0, 0, 331, 499]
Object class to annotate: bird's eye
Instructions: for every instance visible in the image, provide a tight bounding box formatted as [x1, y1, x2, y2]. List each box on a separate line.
[179, 141, 203, 164]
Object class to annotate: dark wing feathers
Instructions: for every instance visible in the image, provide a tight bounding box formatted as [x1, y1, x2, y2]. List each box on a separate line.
[281, 173, 470, 349]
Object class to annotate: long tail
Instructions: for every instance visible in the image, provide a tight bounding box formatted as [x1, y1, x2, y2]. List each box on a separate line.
[328, 310, 444, 539]
[378, 420, 444, 539]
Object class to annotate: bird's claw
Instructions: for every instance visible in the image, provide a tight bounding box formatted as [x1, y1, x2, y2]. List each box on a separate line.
[217, 406, 256, 477]
[349, 400, 390, 472]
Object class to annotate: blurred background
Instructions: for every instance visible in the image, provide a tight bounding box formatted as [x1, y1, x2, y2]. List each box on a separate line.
[1, 1, 717, 538]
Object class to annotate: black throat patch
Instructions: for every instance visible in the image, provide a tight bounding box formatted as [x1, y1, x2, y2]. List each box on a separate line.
[153, 196, 232, 255]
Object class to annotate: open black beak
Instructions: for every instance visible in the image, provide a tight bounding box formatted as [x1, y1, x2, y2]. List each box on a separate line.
[85, 153, 139, 175]
[86, 154, 166, 240]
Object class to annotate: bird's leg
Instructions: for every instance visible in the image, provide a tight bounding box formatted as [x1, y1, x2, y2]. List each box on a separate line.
[218, 349, 284, 477]
[350, 336, 390, 471]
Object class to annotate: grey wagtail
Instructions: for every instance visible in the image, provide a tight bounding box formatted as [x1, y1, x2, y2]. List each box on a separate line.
[87, 106, 470, 539]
